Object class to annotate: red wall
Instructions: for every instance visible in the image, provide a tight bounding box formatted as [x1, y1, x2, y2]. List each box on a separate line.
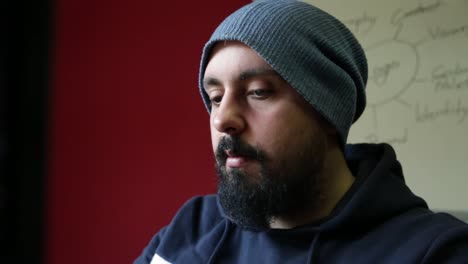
[47, 1, 249, 263]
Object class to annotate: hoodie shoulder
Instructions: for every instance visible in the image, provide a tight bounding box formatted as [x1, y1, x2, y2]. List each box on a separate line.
[170, 194, 224, 235]
[135, 195, 226, 264]
[390, 209, 468, 263]
[420, 213, 468, 263]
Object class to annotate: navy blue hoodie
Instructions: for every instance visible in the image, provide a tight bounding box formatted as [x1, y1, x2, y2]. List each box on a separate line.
[135, 144, 468, 263]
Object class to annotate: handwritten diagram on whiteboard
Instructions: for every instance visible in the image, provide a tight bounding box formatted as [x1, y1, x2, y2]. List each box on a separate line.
[310, 0, 468, 211]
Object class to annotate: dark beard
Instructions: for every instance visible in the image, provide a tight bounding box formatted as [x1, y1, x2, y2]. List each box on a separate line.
[215, 135, 326, 230]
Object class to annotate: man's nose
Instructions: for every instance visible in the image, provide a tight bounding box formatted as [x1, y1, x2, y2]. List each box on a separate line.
[212, 95, 246, 136]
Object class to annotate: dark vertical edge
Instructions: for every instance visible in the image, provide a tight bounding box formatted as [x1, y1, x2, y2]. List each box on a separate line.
[2, 0, 52, 262]
[0, 0, 8, 260]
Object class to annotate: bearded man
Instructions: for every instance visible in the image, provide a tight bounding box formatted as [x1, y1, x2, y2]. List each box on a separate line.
[135, 1, 468, 263]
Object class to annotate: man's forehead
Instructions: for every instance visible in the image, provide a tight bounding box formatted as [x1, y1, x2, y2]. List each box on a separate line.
[210, 40, 246, 55]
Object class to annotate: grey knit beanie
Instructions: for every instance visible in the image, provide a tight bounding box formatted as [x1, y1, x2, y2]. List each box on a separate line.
[198, 0, 368, 148]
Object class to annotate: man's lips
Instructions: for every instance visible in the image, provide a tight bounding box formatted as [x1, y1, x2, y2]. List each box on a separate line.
[226, 156, 249, 168]
[225, 150, 251, 168]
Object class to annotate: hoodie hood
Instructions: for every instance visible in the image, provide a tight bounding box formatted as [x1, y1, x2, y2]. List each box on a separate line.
[316, 143, 428, 233]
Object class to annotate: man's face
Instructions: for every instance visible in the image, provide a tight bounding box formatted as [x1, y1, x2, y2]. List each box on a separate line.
[203, 41, 329, 229]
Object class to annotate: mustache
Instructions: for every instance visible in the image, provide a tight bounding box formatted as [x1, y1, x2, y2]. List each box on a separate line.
[215, 136, 265, 163]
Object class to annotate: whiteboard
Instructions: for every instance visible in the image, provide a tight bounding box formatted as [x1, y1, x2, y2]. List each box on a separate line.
[308, 0, 468, 211]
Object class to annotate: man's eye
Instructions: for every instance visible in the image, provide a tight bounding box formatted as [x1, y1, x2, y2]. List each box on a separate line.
[210, 95, 222, 106]
[249, 89, 272, 99]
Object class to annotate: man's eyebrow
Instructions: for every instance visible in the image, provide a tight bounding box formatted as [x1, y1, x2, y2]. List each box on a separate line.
[203, 77, 222, 89]
[203, 68, 280, 90]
